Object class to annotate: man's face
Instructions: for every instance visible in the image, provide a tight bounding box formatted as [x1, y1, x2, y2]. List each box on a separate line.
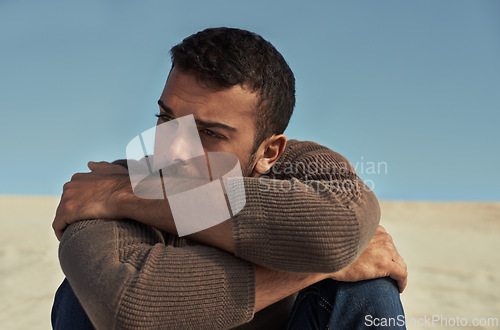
[157, 67, 259, 177]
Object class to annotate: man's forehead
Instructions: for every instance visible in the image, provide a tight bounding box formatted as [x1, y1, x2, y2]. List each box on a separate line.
[163, 67, 222, 95]
[160, 68, 258, 121]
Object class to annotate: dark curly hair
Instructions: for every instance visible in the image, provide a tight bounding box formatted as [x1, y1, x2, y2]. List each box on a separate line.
[170, 27, 295, 152]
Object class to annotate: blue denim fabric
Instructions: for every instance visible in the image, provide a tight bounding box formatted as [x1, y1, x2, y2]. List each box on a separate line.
[51, 278, 95, 330]
[52, 277, 405, 329]
[286, 277, 406, 330]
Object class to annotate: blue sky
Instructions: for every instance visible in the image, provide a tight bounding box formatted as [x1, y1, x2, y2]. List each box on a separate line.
[1, 0, 499, 200]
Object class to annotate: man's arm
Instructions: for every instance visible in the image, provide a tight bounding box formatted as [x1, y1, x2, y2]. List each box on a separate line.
[135, 140, 380, 275]
[54, 140, 379, 273]
[59, 218, 327, 330]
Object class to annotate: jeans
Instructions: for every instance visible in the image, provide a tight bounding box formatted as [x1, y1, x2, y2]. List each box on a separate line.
[287, 277, 405, 329]
[51, 278, 95, 330]
[52, 277, 405, 329]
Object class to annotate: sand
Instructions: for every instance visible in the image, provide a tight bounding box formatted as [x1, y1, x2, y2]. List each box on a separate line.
[379, 202, 500, 329]
[0, 196, 63, 330]
[0, 196, 498, 329]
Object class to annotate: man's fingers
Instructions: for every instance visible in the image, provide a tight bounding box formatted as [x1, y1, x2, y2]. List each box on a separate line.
[53, 196, 72, 241]
[390, 241, 407, 293]
[55, 228, 63, 241]
[70, 172, 86, 182]
[400, 277, 408, 293]
[88, 161, 128, 174]
[376, 226, 407, 292]
[52, 216, 65, 241]
[388, 257, 408, 293]
[395, 272, 408, 293]
[52, 161, 130, 241]
[53, 211, 65, 241]
[88, 161, 111, 171]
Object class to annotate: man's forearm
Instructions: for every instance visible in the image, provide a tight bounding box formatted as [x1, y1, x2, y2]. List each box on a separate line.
[119, 195, 331, 312]
[59, 218, 328, 328]
[121, 173, 379, 274]
[122, 194, 235, 253]
[59, 219, 252, 329]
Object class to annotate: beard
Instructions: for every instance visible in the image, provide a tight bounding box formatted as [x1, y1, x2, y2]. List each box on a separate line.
[243, 151, 258, 177]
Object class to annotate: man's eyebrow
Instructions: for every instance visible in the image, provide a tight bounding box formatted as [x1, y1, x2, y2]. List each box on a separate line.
[157, 99, 237, 132]
[157, 100, 175, 117]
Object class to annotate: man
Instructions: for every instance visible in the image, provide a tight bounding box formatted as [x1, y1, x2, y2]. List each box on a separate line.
[52, 27, 407, 329]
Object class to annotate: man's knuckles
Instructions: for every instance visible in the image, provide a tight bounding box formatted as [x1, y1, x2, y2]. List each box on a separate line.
[70, 172, 87, 181]
[380, 257, 393, 271]
[383, 240, 396, 252]
[63, 200, 79, 213]
[88, 161, 109, 170]
[62, 181, 73, 191]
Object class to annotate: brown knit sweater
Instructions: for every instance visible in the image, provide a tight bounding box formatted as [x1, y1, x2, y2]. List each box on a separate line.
[58, 140, 380, 329]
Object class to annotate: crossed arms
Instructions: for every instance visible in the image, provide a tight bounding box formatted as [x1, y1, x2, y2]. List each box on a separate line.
[55, 140, 406, 329]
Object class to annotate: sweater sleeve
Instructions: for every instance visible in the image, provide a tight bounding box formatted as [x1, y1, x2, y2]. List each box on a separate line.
[228, 140, 380, 273]
[59, 219, 255, 330]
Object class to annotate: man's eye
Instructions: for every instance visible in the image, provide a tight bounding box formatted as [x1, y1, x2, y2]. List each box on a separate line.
[203, 129, 217, 137]
[155, 113, 173, 122]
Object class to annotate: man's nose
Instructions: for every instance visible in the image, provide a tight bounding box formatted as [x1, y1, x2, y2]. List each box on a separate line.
[163, 135, 192, 165]
[153, 114, 205, 172]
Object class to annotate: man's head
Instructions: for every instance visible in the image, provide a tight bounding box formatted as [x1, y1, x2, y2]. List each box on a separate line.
[158, 27, 295, 176]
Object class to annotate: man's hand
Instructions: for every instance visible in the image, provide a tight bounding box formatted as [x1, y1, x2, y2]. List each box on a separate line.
[52, 161, 131, 240]
[329, 225, 408, 293]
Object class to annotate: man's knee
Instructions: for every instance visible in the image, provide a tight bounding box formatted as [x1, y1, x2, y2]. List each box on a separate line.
[334, 277, 405, 328]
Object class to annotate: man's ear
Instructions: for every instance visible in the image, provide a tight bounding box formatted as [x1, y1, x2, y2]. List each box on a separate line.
[254, 134, 287, 175]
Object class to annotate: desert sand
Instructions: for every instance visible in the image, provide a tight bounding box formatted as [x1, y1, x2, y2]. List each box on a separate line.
[0, 196, 498, 329]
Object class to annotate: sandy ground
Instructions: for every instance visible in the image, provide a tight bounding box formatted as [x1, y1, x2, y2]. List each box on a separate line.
[0, 196, 498, 329]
